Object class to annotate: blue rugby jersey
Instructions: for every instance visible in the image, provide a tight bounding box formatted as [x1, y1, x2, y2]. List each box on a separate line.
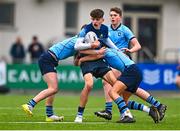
[104, 48, 135, 72]
[108, 24, 135, 49]
[79, 23, 108, 48]
[49, 36, 78, 60]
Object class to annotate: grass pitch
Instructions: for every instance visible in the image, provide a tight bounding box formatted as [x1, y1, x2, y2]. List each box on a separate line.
[0, 93, 180, 130]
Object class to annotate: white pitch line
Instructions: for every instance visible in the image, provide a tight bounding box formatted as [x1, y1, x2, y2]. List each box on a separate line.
[0, 121, 108, 124]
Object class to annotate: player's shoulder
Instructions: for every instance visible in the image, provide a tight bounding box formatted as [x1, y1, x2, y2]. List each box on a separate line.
[107, 24, 111, 29]
[101, 24, 108, 30]
[100, 24, 108, 34]
[108, 24, 126, 31]
[120, 24, 131, 31]
[85, 23, 91, 28]
[82, 23, 94, 33]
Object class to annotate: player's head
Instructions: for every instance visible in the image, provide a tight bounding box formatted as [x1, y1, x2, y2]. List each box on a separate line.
[109, 7, 122, 25]
[90, 9, 104, 29]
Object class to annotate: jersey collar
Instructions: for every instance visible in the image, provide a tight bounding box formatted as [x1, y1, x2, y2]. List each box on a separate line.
[110, 23, 121, 31]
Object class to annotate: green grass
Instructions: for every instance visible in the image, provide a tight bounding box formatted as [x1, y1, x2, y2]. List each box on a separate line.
[0, 93, 180, 130]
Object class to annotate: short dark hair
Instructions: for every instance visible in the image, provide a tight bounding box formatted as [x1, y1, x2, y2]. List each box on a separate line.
[90, 9, 104, 18]
[110, 7, 122, 16]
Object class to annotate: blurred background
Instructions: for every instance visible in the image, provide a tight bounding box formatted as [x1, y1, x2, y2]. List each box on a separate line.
[0, 0, 180, 94]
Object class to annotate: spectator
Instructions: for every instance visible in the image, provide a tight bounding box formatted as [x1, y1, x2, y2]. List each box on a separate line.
[175, 61, 180, 88]
[10, 37, 26, 64]
[28, 36, 44, 63]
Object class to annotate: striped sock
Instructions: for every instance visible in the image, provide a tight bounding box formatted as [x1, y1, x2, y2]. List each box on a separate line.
[77, 106, 85, 116]
[28, 99, 36, 108]
[146, 95, 160, 107]
[105, 102, 112, 113]
[128, 101, 144, 111]
[114, 97, 128, 114]
[46, 106, 54, 117]
[127, 101, 150, 113]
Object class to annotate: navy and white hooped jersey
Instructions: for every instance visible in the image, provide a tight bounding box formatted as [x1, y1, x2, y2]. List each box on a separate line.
[78, 23, 108, 48]
[49, 36, 78, 60]
[104, 48, 135, 72]
[108, 24, 135, 49]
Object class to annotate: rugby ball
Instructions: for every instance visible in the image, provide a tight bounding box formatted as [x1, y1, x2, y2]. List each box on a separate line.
[84, 31, 98, 43]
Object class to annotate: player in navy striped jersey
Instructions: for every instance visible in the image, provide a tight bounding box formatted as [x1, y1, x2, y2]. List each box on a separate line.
[74, 8, 136, 123]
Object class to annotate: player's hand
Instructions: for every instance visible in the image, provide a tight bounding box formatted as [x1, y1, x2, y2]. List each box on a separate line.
[74, 57, 82, 66]
[91, 40, 100, 49]
[97, 47, 106, 55]
[96, 54, 104, 59]
[73, 53, 81, 66]
[121, 48, 131, 53]
[74, 58, 80, 66]
[77, 59, 82, 66]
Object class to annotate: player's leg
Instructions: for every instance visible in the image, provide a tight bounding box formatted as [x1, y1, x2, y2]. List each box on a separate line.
[45, 95, 64, 122]
[109, 80, 135, 123]
[111, 64, 143, 123]
[135, 88, 167, 121]
[123, 91, 159, 123]
[94, 70, 116, 120]
[74, 73, 94, 123]
[22, 51, 60, 118]
[94, 69, 120, 120]
[94, 80, 113, 119]
[103, 80, 113, 112]
[22, 72, 59, 117]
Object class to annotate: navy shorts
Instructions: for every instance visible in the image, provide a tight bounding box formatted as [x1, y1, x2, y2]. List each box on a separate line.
[38, 51, 58, 75]
[118, 64, 142, 93]
[80, 59, 111, 78]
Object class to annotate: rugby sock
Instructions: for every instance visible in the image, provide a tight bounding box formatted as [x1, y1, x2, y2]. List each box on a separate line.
[77, 106, 85, 116]
[46, 106, 54, 117]
[146, 95, 161, 107]
[128, 100, 150, 113]
[28, 99, 36, 108]
[114, 97, 128, 114]
[105, 102, 112, 113]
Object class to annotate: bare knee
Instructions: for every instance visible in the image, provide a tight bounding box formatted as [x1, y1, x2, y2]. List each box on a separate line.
[48, 86, 59, 94]
[85, 81, 93, 92]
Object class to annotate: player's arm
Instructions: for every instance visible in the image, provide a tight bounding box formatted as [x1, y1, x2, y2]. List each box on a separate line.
[122, 26, 141, 53]
[104, 38, 119, 50]
[74, 47, 105, 66]
[75, 47, 106, 66]
[74, 51, 99, 66]
[79, 47, 106, 55]
[121, 38, 141, 53]
[74, 37, 91, 50]
[74, 28, 99, 50]
[77, 54, 103, 66]
[74, 38, 100, 50]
